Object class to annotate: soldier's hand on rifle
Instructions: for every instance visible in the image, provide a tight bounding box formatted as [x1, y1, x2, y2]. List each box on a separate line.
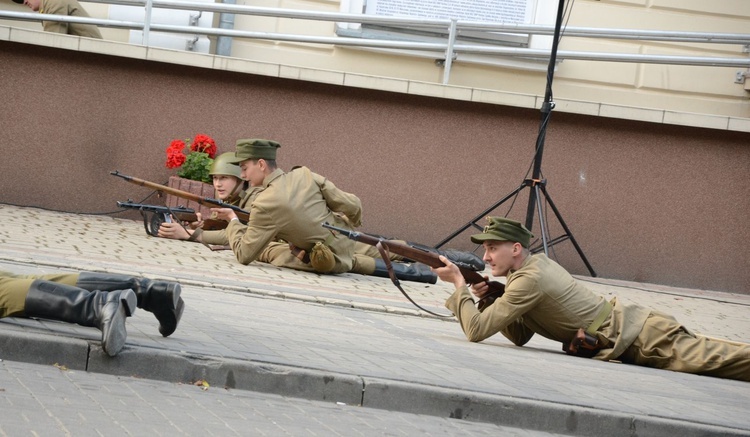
[185, 212, 204, 230]
[158, 222, 192, 241]
[432, 255, 467, 289]
[211, 208, 238, 223]
[470, 277, 491, 299]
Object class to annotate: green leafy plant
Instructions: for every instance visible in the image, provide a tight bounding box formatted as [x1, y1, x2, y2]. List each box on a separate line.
[165, 134, 217, 183]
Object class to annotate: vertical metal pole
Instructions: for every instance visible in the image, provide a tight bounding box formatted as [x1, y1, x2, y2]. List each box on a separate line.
[442, 19, 457, 84]
[142, 0, 153, 46]
[524, 0, 565, 231]
[216, 0, 237, 56]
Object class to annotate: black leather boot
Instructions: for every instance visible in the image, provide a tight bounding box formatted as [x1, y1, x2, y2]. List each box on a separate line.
[76, 272, 184, 337]
[372, 259, 438, 284]
[407, 243, 485, 271]
[24, 280, 136, 357]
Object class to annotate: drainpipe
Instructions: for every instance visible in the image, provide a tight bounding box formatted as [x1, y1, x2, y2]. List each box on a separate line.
[216, 0, 236, 56]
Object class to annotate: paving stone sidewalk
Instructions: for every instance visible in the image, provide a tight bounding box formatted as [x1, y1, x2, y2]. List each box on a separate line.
[0, 204, 748, 436]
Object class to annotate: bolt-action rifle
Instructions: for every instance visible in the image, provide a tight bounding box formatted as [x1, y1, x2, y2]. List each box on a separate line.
[323, 223, 505, 311]
[110, 170, 250, 223]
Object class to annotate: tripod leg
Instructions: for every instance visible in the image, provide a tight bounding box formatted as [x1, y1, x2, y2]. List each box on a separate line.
[435, 181, 529, 248]
[539, 185, 597, 277]
[534, 184, 550, 255]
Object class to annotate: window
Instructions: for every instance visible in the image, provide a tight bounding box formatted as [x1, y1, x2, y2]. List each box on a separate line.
[337, 0, 557, 70]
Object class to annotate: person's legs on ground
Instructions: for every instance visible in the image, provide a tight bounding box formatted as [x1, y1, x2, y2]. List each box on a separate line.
[22, 279, 136, 356]
[75, 272, 183, 337]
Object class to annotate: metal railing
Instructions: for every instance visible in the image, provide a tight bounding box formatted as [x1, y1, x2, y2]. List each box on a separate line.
[2, 0, 749, 84]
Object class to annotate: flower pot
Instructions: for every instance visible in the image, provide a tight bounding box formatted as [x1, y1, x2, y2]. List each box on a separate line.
[165, 176, 215, 219]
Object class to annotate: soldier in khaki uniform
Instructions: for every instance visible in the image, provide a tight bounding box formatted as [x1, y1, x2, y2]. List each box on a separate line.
[166, 142, 481, 283]
[0, 270, 183, 356]
[13, 0, 103, 38]
[158, 152, 250, 242]
[210, 139, 445, 282]
[434, 216, 750, 382]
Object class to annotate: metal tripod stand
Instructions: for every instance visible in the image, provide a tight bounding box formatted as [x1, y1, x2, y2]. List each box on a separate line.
[434, 0, 596, 277]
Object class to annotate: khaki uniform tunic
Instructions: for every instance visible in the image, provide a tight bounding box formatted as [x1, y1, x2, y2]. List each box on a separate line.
[199, 187, 257, 246]
[41, 0, 103, 38]
[446, 254, 750, 381]
[225, 167, 361, 273]
[200, 177, 404, 273]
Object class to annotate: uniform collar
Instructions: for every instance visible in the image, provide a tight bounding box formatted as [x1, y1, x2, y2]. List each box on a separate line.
[508, 252, 533, 276]
[262, 168, 285, 188]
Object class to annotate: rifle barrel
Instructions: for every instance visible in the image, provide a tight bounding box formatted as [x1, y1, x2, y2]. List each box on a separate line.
[323, 222, 505, 310]
[111, 170, 250, 222]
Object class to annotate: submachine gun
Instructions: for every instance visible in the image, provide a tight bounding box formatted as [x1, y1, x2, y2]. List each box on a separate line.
[111, 171, 250, 236]
[116, 200, 230, 236]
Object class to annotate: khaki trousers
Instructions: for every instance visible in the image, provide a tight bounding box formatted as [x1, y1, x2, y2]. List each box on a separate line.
[257, 241, 399, 275]
[0, 272, 79, 318]
[619, 311, 750, 382]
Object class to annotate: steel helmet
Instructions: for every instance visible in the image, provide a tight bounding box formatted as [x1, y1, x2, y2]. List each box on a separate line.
[209, 152, 242, 178]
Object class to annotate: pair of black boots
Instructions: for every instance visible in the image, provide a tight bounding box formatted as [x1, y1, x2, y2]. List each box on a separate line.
[23, 273, 184, 357]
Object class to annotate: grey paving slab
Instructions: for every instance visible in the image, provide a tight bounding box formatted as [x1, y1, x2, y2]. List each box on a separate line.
[0, 204, 749, 436]
[0, 359, 564, 436]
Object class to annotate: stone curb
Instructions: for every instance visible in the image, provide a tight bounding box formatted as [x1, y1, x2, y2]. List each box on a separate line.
[1, 329, 748, 437]
[0, 330, 90, 370]
[360, 378, 750, 437]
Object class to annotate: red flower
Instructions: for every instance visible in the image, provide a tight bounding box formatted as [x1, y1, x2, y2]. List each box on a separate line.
[164, 134, 216, 182]
[165, 141, 187, 169]
[168, 139, 186, 152]
[191, 134, 217, 159]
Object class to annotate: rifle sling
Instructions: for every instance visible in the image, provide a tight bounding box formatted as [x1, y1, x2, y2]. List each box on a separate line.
[375, 242, 452, 318]
[586, 299, 612, 336]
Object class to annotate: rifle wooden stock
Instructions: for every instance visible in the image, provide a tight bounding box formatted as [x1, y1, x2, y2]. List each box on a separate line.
[323, 223, 504, 311]
[111, 170, 250, 223]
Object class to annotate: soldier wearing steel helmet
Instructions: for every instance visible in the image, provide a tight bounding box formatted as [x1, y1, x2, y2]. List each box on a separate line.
[167, 141, 482, 283]
[210, 139, 449, 282]
[158, 152, 255, 242]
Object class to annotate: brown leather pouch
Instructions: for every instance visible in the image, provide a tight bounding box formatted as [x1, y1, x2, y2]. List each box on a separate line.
[563, 328, 601, 358]
[289, 244, 310, 263]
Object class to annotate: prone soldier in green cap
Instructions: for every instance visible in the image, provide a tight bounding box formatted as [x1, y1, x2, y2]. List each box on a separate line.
[208, 139, 443, 282]
[433, 216, 750, 382]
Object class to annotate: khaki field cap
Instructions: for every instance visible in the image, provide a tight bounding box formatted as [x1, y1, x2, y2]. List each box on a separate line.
[228, 139, 281, 163]
[470, 216, 534, 248]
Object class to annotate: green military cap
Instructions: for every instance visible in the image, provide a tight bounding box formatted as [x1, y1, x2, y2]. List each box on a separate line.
[227, 139, 281, 163]
[470, 216, 534, 248]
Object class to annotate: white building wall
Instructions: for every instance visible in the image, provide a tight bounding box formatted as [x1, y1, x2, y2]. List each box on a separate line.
[1, 0, 748, 118]
[221, 0, 750, 118]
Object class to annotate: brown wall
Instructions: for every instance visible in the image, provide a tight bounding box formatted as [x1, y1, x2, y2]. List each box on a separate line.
[1, 41, 748, 294]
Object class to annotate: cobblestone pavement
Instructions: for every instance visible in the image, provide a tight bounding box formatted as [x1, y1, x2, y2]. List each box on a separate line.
[0, 204, 748, 436]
